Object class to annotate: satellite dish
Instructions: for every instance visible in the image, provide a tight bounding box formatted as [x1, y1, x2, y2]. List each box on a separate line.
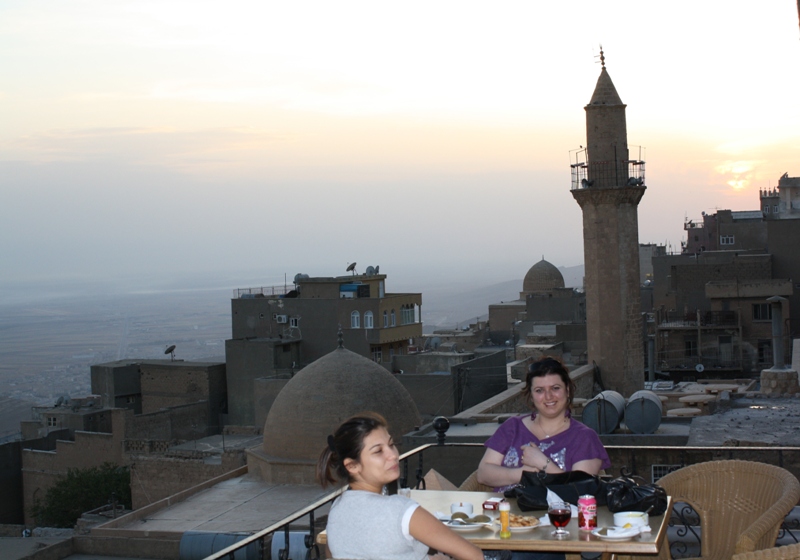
[165, 345, 176, 361]
[365, 266, 375, 276]
[346, 262, 357, 275]
[374, 265, 379, 274]
[55, 396, 64, 407]
[695, 364, 705, 373]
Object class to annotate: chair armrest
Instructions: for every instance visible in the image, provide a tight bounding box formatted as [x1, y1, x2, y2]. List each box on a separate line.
[735, 498, 796, 554]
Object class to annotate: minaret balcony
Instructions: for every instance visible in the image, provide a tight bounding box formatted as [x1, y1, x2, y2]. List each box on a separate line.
[570, 158, 646, 190]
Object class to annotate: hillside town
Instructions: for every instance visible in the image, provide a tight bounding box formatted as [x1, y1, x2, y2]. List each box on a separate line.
[4, 52, 800, 560]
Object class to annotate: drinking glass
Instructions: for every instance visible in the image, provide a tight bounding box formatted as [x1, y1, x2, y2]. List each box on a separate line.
[547, 501, 572, 538]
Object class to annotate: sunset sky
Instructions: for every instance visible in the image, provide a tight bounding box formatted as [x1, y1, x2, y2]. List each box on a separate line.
[2, 1, 799, 293]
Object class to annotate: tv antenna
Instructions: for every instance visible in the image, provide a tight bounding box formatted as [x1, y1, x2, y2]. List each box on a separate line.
[165, 344, 176, 361]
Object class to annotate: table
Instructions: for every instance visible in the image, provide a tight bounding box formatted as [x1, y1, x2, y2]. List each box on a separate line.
[703, 383, 739, 394]
[318, 490, 671, 560]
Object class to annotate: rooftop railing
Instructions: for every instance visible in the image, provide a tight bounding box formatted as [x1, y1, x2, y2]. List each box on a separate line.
[233, 285, 292, 299]
[202, 441, 800, 560]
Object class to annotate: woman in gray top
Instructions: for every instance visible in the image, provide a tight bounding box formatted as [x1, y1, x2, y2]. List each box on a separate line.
[317, 413, 484, 560]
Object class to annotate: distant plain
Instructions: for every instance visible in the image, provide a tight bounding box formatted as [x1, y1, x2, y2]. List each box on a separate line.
[0, 266, 582, 435]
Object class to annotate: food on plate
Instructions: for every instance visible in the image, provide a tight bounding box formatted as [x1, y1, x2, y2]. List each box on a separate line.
[508, 513, 540, 527]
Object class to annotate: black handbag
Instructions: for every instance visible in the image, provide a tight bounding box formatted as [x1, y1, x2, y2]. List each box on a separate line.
[605, 469, 668, 516]
[505, 470, 608, 511]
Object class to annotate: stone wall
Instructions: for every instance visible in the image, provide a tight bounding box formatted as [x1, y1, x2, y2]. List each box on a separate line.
[760, 368, 800, 395]
[140, 362, 226, 428]
[129, 451, 246, 509]
[126, 401, 209, 441]
[21, 414, 128, 525]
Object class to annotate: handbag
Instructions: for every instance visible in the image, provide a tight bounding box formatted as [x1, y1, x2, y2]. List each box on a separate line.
[505, 470, 608, 511]
[605, 469, 668, 516]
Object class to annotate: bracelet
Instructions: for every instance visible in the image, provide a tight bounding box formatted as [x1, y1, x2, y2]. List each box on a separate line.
[542, 458, 551, 471]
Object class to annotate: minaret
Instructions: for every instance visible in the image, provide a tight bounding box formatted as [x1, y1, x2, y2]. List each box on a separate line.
[571, 50, 645, 397]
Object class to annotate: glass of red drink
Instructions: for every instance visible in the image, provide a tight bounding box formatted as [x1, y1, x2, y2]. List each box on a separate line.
[547, 501, 572, 538]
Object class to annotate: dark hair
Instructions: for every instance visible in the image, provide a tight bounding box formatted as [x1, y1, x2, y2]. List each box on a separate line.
[522, 357, 575, 410]
[316, 412, 389, 488]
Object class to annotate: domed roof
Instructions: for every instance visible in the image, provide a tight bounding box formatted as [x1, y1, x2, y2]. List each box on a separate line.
[262, 347, 422, 462]
[522, 258, 565, 295]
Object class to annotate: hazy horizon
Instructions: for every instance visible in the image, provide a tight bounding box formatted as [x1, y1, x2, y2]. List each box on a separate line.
[3, 2, 799, 292]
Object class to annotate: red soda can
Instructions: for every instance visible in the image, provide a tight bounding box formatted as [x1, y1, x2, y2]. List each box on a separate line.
[577, 494, 597, 531]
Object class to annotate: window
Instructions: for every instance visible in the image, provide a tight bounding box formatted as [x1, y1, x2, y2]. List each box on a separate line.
[774, 205, 779, 213]
[364, 311, 374, 329]
[764, 205, 771, 214]
[383, 311, 388, 328]
[391, 310, 396, 327]
[371, 346, 382, 363]
[753, 303, 772, 321]
[720, 235, 735, 245]
[401, 305, 414, 325]
[46, 417, 58, 427]
[289, 317, 299, 328]
[350, 311, 360, 328]
[126, 396, 136, 404]
[684, 337, 697, 358]
[758, 340, 772, 363]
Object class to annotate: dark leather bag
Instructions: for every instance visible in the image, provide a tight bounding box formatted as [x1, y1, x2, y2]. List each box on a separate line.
[504, 470, 608, 511]
[605, 470, 668, 516]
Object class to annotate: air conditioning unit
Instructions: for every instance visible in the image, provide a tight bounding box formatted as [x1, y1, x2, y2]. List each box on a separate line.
[275, 315, 288, 324]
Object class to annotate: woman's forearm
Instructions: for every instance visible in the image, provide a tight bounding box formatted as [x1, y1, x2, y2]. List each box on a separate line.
[476, 462, 525, 487]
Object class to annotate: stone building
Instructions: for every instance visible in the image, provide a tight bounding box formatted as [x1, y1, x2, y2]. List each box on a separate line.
[225, 269, 422, 426]
[17, 360, 228, 524]
[570, 55, 646, 396]
[652, 250, 794, 378]
[652, 172, 800, 378]
[487, 259, 585, 348]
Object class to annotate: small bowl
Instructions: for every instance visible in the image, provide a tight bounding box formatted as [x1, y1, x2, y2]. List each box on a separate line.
[613, 511, 649, 528]
[451, 502, 474, 516]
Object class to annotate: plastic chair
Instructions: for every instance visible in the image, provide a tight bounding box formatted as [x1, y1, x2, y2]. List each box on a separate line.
[658, 460, 800, 560]
[733, 543, 800, 560]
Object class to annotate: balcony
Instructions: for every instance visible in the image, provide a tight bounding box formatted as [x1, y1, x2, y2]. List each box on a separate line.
[570, 159, 646, 190]
[656, 310, 739, 329]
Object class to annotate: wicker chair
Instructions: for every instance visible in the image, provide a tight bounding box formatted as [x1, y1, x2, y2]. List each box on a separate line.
[458, 470, 494, 492]
[732, 543, 800, 560]
[657, 460, 800, 560]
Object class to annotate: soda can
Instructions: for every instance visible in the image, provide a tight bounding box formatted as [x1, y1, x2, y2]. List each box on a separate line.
[577, 494, 597, 531]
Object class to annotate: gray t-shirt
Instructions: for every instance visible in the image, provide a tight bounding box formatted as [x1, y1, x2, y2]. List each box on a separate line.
[327, 490, 429, 560]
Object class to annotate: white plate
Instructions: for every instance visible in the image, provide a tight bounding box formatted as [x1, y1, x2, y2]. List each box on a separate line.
[443, 522, 492, 532]
[591, 527, 640, 541]
[491, 522, 540, 532]
[508, 524, 538, 532]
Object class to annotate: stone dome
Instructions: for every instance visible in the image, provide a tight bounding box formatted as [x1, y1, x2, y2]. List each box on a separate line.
[262, 347, 422, 462]
[522, 258, 565, 296]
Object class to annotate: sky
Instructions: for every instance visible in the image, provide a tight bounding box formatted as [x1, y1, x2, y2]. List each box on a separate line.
[2, 1, 800, 295]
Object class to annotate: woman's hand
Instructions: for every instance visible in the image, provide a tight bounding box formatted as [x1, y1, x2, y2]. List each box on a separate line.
[409, 507, 483, 560]
[521, 443, 552, 472]
[477, 448, 532, 487]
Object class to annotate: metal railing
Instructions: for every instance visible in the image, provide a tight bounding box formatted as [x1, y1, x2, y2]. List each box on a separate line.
[233, 286, 293, 299]
[201, 443, 800, 560]
[570, 159, 646, 190]
[656, 310, 738, 328]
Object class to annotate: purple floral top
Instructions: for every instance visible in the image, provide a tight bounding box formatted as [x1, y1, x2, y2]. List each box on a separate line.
[484, 415, 611, 492]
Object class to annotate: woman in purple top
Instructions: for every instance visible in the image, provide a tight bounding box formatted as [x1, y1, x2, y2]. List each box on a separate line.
[477, 357, 610, 492]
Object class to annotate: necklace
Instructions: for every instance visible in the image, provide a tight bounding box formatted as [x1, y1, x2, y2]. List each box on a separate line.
[532, 414, 568, 439]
